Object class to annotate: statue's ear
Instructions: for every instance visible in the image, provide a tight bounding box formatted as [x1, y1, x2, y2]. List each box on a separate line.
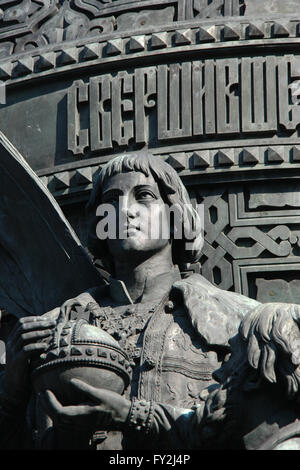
[242, 369, 263, 392]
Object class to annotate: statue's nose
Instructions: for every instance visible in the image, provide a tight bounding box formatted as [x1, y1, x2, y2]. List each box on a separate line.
[119, 196, 139, 218]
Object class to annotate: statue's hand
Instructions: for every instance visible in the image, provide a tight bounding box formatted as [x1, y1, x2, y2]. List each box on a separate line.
[40, 378, 131, 432]
[4, 313, 58, 400]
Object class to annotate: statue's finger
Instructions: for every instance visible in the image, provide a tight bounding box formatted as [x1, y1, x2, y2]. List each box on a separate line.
[14, 339, 48, 356]
[21, 329, 53, 344]
[10, 320, 56, 348]
[69, 378, 105, 403]
[40, 389, 64, 418]
[7, 317, 39, 344]
[19, 319, 56, 332]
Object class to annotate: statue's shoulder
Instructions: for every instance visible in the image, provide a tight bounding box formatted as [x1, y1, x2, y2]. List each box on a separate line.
[171, 273, 260, 348]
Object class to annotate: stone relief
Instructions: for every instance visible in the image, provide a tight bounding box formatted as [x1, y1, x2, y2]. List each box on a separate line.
[0, 146, 300, 450]
[1, 0, 300, 452]
[0, 0, 247, 57]
[1, 0, 298, 59]
[116, 7, 175, 31]
[190, 0, 245, 18]
[67, 56, 300, 155]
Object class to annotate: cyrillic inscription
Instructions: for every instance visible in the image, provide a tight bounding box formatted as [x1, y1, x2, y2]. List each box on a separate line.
[67, 55, 300, 155]
[241, 56, 277, 132]
[157, 63, 192, 139]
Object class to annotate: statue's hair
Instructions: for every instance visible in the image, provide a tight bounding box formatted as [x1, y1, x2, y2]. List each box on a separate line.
[239, 302, 300, 398]
[86, 153, 203, 273]
[196, 303, 300, 448]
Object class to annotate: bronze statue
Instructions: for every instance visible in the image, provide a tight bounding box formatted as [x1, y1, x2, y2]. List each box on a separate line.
[0, 147, 300, 450]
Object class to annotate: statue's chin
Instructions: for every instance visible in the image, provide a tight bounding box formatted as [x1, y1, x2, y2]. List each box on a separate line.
[32, 365, 125, 406]
[108, 236, 169, 258]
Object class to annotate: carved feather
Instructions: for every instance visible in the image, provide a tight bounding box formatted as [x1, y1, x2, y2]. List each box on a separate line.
[0, 131, 103, 318]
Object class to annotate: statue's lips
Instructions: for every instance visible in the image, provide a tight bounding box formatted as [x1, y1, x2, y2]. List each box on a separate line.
[126, 225, 140, 234]
[118, 224, 141, 236]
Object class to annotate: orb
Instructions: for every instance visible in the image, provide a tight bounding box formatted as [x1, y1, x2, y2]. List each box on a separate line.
[31, 318, 131, 406]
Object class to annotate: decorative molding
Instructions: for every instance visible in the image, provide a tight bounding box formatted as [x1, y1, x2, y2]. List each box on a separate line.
[197, 184, 300, 296]
[233, 258, 300, 297]
[38, 144, 300, 199]
[0, 0, 246, 59]
[0, 16, 300, 85]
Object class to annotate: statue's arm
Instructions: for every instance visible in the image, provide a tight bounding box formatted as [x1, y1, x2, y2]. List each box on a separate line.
[0, 313, 58, 449]
[40, 381, 219, 450]
[130, 400, 206, 449]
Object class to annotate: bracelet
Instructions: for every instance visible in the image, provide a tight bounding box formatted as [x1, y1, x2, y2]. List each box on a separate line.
[144, 400, 155, 435]
[127, 397, 154, 434]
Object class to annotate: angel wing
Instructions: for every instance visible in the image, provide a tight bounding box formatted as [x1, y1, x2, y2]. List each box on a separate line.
[0, 130, 104, 318]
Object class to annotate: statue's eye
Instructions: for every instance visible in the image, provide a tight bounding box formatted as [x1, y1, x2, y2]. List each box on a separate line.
[136, 190, 156, 201]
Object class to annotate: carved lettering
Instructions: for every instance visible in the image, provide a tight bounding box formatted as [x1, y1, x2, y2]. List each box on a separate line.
[192, 60, 216, 135]
[192, 62, 204, 135]
[157, 63, 192, 140]
[278, 55, 300, 130]
[216, 59, 239, 134]
[111, 71, 134, 147]
[90, 75, 112, 151]
[241, 57, 277, 132]
[67, 80, 89, 155]
[67, 55, 300, 155]
[135, 67, 157, 144]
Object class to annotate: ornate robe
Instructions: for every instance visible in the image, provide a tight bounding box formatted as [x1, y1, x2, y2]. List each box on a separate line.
[0, 268, 259, 449]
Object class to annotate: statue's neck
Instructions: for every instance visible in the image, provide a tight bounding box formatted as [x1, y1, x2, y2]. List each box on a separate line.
[113, 246, 178, 303]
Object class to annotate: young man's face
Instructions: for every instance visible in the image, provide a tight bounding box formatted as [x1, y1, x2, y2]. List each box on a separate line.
[101, 170, 171, 261]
